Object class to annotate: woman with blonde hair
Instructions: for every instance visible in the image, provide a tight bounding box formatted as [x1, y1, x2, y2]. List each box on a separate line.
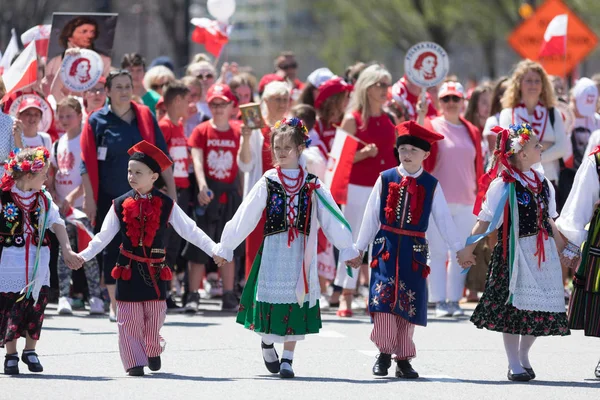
[143, 65, 175, 96]
[332, 64, 397, 317]
[238, 81, 291, 278]
[499, 59, 568, 185]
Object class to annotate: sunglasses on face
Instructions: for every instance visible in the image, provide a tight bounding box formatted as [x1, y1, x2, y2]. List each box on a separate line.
[373, 82, 390, 89]
[441, 95, 461, 103]
[197, 73, 214, 80]
[279, 63, 298, 70]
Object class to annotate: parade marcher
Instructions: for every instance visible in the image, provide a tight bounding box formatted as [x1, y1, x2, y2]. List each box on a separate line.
[333, 65, 397, 317]
[122, 53, 161, 114]
[13, 98, 52, 151]
[186, 61, 217, 119]
[482, 77, 509, 165]
[213, 117, 361, 379]
[464, 83, 492, 155]
[181, 76, 208, 138]
[182, 83, 242, 313]
[143, 66, 175, 97]
[1, 147, 82, 375]
[499, 60, 568, 187]
[0, 78, 25, 177]
[48, 97, 104, 316]
[273, 51, 304, 92]
[423, 81, 483, 317]
[238, 81, 291, 278]
[78, 140, 217, 376]
[80, 70, 175, 322]
[390, 76, 438, 122]
[83, 76, 108, 117]
[459, 124, 569, 382]
[566, 78, 600, 171]
[556, 144, 600, 378]
[358, 121, 465, 378]
[297, 67, 334, 107]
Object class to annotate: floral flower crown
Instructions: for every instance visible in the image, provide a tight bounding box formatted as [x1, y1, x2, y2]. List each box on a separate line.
[506, 123, 535, 156]
[4, 147, 50, 176]
[274, 117, 311, 147]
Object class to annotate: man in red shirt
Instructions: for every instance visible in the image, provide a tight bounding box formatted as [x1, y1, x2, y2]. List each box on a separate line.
[274, 51, 304, 92]
[390, 76, 438, 122]
[158, 81, 193, 310]
[182, 83, 242, 312]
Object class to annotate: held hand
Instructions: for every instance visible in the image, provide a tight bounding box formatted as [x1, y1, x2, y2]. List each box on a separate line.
[456, 249, 476, 269]
[345, 253, 363, 269]
[12, 119, 24, 136]
[64, 250, 84, 270]
[198, 186, 214, 206]
[240, 124, 253, 137]
[213, 255, 228, 268]
[64, 47, 82, 57]
[363, 143, 378, 158]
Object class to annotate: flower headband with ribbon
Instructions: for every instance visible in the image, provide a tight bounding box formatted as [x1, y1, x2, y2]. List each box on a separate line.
[1, 147, 50, 191]
[274, 117, 312, 147]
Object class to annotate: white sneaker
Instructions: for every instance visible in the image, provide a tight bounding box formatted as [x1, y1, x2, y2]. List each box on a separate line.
[89, 297, 105, 315]
[447, 301, 465, 317]
[58, 296, 73, 315]
[435, 301, 451, 318]
[205, 277, 223, 298]
[319, 294, 330, 309]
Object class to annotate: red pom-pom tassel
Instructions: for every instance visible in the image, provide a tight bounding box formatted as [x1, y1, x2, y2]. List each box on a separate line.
[421, 265, 431, 278]
[370, 259, 378, 268]
[382, 251, 390, 261]
[111, 266, 122, 280]
[160, 267, 172, 281]
[121, 267, 132, 281]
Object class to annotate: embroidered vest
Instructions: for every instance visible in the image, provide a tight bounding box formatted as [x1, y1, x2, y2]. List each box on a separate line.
[0, 190, 49, 248]
[378, 168, 438, 233]
[513, 179, 553, 238]
[264, 173, 317, 237]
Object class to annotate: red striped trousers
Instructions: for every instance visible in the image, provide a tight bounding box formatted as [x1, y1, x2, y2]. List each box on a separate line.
[117, 300, 167, 371]
[370, 312, 416, 360]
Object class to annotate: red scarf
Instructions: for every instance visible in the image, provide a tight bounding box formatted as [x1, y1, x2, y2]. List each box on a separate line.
[81, 102, 157, 203]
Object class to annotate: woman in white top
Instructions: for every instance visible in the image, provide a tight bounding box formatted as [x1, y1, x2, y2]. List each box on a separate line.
[13, 100, 52, 150]
[498, 60, 568, 185]
[237, 81, 291, 278]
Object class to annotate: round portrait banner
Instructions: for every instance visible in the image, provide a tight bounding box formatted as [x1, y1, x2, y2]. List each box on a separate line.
[404, 42, 449, 88]
[59, 49, 104, 92]
[9, 94, 54, 133]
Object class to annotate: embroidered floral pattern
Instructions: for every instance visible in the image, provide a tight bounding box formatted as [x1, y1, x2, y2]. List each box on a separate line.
[268, 194, 283, 215]
[384, 182, 401, 224]
[3, 202, 19, 222]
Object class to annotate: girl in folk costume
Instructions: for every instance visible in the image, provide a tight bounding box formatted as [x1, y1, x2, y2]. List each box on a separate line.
[78, 141, 218, 377]
[358, 121, 466, 379]
[213, 118, 361, 379]
[556, 145, 600, 378]
[0, 148, 82, 375]
[499, 60, 568, 186]
[458, 124, 569, 382]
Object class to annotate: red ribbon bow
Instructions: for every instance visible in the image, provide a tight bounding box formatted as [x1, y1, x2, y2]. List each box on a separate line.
[400, 176, 422, 223]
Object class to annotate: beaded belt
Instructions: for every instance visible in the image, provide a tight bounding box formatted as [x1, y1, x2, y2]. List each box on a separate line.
[381, 225, 426, 238]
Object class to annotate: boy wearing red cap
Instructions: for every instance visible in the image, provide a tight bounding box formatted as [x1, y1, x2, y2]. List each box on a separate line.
[78, 141, 217, 376]
[356, 121, 471, 378]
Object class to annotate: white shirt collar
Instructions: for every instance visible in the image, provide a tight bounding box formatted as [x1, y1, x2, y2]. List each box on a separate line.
[397, 165, 423, 178]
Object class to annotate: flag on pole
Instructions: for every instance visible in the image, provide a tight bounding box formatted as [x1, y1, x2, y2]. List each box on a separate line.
[324, 128, 359, 205]
[0, 29, 20, 75]
[21, 24, 51, 59]
[190, 18, 231, 57]
[539, 14, 568, 57]
[1, 42, 37, 100]
[64, 207, 94, 250]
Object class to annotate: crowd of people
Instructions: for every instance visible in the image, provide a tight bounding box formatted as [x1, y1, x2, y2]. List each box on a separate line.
[0, 44, 599, 380]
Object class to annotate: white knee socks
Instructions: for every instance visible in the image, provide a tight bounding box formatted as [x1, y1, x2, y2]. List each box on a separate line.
[503, 333, 525, 374]
[261, 340, 278, 363]
[519, 335, 536, 369]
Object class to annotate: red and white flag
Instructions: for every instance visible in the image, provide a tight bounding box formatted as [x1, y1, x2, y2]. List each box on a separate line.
[64, 207, 94, 250]
[190, 18, 231, 57]
[21, 24, 51, 59]
[539, 14, 568, 58]
[324, 128, 359, 205]
[0, 29, 19, 75]
[1, 41, 37, 99]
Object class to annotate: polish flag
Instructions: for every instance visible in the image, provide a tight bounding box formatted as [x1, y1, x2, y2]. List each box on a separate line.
[190, 18, 231, 57]
[539, 14, 568, 58]
[1, 42, 37, 99]
[64, 207, 94, 250]
[0, 29, 20, 76]
[21, 24, 51, 59]
[324, 128, 359, 205]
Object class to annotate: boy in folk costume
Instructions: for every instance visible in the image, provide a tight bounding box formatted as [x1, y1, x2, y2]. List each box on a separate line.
[78, 141, 217, 376]
[459, 124, 569, 382]
[556, 145, 600, 378]
[214, 118, 361, 379]
[357, 121, 467, 378]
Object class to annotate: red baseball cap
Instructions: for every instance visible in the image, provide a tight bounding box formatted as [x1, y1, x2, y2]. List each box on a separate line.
[17, 97, 44, 114]
[258, 73, 285, 95]
[438, 81, 465, 99]
[314, 77, 353, 109]
[206, 84, 238, 107]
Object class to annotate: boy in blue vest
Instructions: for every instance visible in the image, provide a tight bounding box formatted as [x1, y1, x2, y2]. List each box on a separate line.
[356, 121, 474, 378]
[78, 141, 217, 376]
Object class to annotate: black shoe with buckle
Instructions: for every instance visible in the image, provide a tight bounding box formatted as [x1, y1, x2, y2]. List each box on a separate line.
[372, 353, 392, 376]
[524, 367, 535, 380]
[127, 366, 145, 376]
[279, 358, 295, 378]
[507, 369, 532, 382]
[4, 353, 19, 375]
[21, 351, 43, 373]
[261, 341, 280, 373]
[396, 359, 419, 379]
[148, 356, 161, 371]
